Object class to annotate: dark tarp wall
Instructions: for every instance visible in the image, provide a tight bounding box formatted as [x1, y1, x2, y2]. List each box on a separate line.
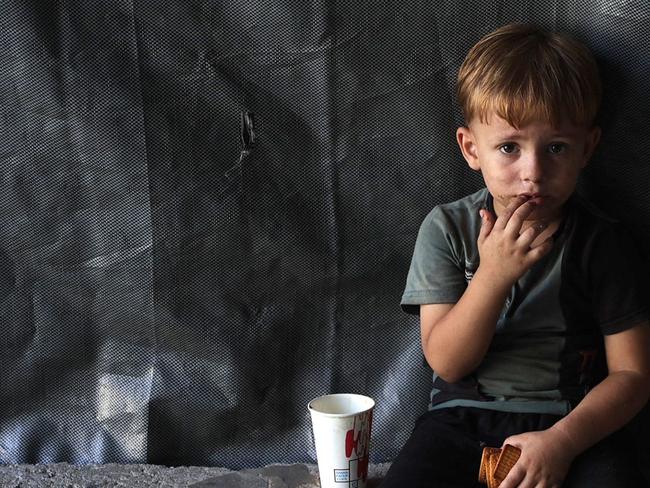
[1, 0, 649, 472]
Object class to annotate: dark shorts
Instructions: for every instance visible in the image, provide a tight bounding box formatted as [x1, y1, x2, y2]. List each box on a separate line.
[379, 407, 642, 488]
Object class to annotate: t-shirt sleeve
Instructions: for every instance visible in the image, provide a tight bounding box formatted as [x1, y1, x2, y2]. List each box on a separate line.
[589, 223, 649, 334]
[400, 206, 467, 315]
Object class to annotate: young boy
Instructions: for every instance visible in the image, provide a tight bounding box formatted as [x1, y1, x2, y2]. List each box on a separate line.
[381, 24, 650, 487]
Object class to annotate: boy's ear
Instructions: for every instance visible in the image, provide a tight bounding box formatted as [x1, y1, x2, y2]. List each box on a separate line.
[456, 126, 481, 171]
[581, 125, 602, 166]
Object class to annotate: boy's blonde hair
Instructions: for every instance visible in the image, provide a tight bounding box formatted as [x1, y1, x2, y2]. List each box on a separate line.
[457, 23, 602, 129]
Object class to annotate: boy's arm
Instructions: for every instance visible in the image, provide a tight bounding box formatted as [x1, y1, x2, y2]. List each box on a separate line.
[421, 196, 553, 382]
[499, 321, 650, 488]
[550, 320, 650, 454]
[420, 267, 510, 382]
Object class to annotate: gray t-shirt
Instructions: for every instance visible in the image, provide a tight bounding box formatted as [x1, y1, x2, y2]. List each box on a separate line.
[402, 188, 648, 414]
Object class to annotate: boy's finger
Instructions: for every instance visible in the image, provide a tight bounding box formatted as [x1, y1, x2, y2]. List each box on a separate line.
[528, 237, 554, 261]
[478, 209, 494, 240]
[498, 465, 526, 488]
[517, 220, 548, 248]
[493, 195, 529, 231]
[504, 200, 538, 236]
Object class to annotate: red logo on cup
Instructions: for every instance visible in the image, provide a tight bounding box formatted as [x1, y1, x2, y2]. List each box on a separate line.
[344, 411, 373, 481]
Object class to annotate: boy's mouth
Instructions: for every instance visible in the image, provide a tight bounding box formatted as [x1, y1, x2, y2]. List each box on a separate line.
[516, 193, 549, 205]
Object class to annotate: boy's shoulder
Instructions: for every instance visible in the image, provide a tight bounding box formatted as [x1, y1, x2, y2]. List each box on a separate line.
[567, 193, 642, 259]
[566, 192, 630, 243]
[417, 189, 488, 253]
[433, 188, 489, 214]
[422, 188, 488, 230]
[569, 192, 619, 225]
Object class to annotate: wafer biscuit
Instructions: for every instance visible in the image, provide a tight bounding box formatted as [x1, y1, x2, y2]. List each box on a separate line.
[478, 447, 501, 483]
[487, 452, 498, 488]
[494, 444, 521, 482]
[478, 445, 521, 487]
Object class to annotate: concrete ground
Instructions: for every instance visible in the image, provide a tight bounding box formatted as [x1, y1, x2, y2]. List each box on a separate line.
[0, 462, 390, 487]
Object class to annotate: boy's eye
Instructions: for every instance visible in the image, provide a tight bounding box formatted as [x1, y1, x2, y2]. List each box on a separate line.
[499, 144, 517, 154]
[548, 143, 566, 154]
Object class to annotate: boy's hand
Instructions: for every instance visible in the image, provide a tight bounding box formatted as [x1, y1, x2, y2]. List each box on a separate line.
[498, 429, 576, 488]
[478, 196, 554, 288]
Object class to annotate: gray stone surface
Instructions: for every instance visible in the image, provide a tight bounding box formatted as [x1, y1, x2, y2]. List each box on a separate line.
[0, 463, 390, 487]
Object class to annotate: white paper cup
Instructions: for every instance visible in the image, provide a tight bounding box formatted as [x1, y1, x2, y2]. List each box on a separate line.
[308, 393, 375, 488]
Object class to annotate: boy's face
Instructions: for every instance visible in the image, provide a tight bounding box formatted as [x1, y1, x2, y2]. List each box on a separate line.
[456, 114, 601, 223]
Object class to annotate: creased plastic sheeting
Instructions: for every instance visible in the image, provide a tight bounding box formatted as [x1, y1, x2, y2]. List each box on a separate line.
[0, 0, 154, 465]
[1, 0, 649, 471]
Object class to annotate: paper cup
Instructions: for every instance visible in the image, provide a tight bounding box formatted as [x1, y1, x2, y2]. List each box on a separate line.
[308, 393, 375, 488]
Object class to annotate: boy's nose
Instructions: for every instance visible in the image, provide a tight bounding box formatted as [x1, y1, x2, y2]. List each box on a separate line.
[520, 151, 545, 182]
